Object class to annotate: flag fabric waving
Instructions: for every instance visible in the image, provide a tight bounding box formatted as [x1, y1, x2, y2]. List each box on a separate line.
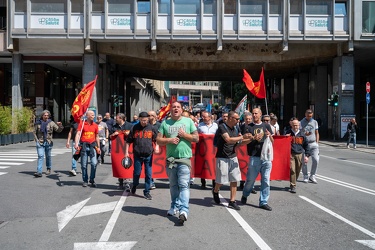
[71, 76, 97, 123]
[243, 68, 266, 99]
[235, 95, 247, 118]
[157, 102, 171, 121]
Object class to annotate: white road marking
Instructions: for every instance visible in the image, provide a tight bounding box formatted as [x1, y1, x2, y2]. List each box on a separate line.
[219, 194, 272, 250]
[76, 201, 118, 218]
[320, 155, 374, 168]
[0, 172, 8, 176]
[74, 241, 137, 250]
[317, 175, 375, 196]
[300, 196, 375, 249]
[0, 162, 23, 165]
[0, 166, 10, 169]
[0, 155, 38, 158]
[99, 190, 129, 242]
[57, 198, 91, 232]
[0, 158, 34, 162]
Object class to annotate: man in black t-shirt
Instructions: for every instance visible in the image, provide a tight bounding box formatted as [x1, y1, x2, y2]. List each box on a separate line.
[212, 111, 244, 210]
[241, 108, 274, 211]
[66, 116, 79, 176]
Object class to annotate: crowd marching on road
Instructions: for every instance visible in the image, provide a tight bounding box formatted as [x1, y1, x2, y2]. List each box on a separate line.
[26, 103, 373, 227]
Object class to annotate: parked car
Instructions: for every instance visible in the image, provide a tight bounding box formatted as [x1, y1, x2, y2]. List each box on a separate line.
[192, 103, 206, 113]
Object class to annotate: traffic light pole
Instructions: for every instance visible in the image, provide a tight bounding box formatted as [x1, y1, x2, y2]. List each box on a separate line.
[333, 106, 336, 141]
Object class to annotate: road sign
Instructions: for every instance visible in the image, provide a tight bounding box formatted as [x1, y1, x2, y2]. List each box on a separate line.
[366, 82, 370, 93]
[366, 93, 370, 104]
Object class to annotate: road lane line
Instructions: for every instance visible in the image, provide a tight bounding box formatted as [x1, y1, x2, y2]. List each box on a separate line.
[99, 190, 129, 242]
[320, 155, 374, 168]
[317, 175, 375, 195]
[219, 194, 272, 250]
[300, 196, 375, 239]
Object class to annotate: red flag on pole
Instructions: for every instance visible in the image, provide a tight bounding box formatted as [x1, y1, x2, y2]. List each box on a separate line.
[157, 102, 171, 121]
[71, 76, 97, 123]
[243, 68, 266, 99]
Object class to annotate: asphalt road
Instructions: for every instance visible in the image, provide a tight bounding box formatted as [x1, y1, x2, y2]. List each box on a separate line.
[0, 139, 374, 250]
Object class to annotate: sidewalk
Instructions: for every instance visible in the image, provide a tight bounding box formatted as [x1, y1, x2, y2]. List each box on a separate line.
[320, 140, 375, 154]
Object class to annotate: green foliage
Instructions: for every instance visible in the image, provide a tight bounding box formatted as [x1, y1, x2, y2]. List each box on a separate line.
[0, 105, 12, 135]
[219, 81, 248, 105]
[14, 107, 34, 133]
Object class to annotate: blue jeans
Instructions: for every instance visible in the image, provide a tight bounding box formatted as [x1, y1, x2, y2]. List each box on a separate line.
[347, 133, 356, 147]
[133, 155, 152, 195]
[166, 163, 190, 216]
[71, 142, 77, 170]
[36, 141, 52, 173]
[243, 156, 272, 206]
[80, 147, 97, 183]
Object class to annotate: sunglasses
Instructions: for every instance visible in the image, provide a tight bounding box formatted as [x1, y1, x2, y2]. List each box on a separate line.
[263, 120, 270, 122]
[232, 117, 240, 121]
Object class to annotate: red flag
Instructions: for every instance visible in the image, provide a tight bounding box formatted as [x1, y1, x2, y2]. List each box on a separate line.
[71, 76, 97, 123]
[243, 68, 266, 99]
[157, 102, 171, 121]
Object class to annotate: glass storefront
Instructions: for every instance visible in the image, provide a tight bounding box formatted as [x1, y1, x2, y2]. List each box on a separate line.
[362, 1, 375, 33]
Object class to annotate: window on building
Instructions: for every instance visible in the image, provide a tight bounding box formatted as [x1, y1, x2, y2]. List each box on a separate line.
[31, 0, 66, 12]
[362, 1, 375, 33]
[72, 0, 84, 13]
[92, 0, 104, 12]
[204, 0, 217, 14]
[138, 0, 150, 13]
[270, 0, 281, 14]
[108, 0, 133, 13]
[335, 2, 346, 15]
[224, 0, 237, 14]
[15, 0, 27, 12]
[306, 0, 331, 15]
[290, 0, 302, 14]
[240, 0, 265, 15]
[158, 0, 170, 14]
[174, 0, 199, 14]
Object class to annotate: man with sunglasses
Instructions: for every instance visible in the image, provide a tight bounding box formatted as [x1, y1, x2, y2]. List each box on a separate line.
[241, 108, 274, 211]
[212, 111, 243, 210]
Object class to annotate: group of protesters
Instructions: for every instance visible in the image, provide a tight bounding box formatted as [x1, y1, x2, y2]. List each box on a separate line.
[33, 103, 320, 225]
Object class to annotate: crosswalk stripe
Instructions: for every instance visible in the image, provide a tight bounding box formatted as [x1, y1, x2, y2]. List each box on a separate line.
[0, 162, 23, 165]
[0, 156, 38, 158]
[0, 159, 35, 162]
[0, 166, 10, 169]
[0, 172, 8, 176]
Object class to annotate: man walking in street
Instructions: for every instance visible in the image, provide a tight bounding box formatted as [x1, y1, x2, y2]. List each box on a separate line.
[103, 112, 115, 155]
[66, 115, 79, 176]
[241, 108, 274, 211]
[157, 101, 198, 225]
[212, 111, 243, 210]
[148, 110, 161, 189]
[96, 114, 109, 164]
[300, 109, 320, 184]
[74, 110, 100, 187]
[125, 112, 158, 200]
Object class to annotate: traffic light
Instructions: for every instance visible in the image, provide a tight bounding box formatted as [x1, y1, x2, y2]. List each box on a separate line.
[332, 94, 339, 106]
[328, 98, 332, 106]
[113, 95, 119, 107]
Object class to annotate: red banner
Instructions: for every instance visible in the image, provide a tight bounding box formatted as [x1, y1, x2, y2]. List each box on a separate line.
[111, 134, 290, 181]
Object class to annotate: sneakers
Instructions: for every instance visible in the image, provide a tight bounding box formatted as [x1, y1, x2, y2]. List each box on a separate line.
[251, 189, 257, 194]
[303, 176, 309, 183]
[82, 182, 88, 187]
[354, 146, 357, 149]
[241, 196, 247, 205]
[290, 186, 296, 193]
[131, 186, 136, 194]
[89, 180, 97, 188]
[228, 201, 241, 210]
[178, 211, 187, 225]
[212, 189, 220, 204]
[144, 193, 152, 200]
[46, 169, 51, 175]
[309, 176, 318, 184]
[34, 172, 42, 178]
[125, 183, 131, 192]
[167, 208, 178, 216]
[260, 204, 272, 211]
[150, 183, 156, 190]
[69, 169, 77, 176]
[347, 145, 350, 149]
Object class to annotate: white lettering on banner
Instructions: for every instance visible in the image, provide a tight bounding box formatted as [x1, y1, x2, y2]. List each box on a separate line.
[38, 17, 59, 26]
[110, 18, 131, 26]
[242, 19, 263, 27]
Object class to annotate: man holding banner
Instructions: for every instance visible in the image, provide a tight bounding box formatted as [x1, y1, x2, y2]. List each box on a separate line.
[157, 101, 199, 225]
[241, 108, 274, 211]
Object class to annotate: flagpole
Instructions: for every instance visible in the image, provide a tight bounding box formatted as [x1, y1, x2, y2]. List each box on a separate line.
[262, 67, 269, 115]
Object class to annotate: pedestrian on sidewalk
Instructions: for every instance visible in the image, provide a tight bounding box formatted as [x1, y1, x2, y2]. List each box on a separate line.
[66, 115, 79, 176]
[347, 118, 359, 149]
[125, 112, 158, 200]
[157, 101, 199, 225]
[74, 110, 100, 187]
[33, 110, 64, 177]
[96, 114, 109, 164]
